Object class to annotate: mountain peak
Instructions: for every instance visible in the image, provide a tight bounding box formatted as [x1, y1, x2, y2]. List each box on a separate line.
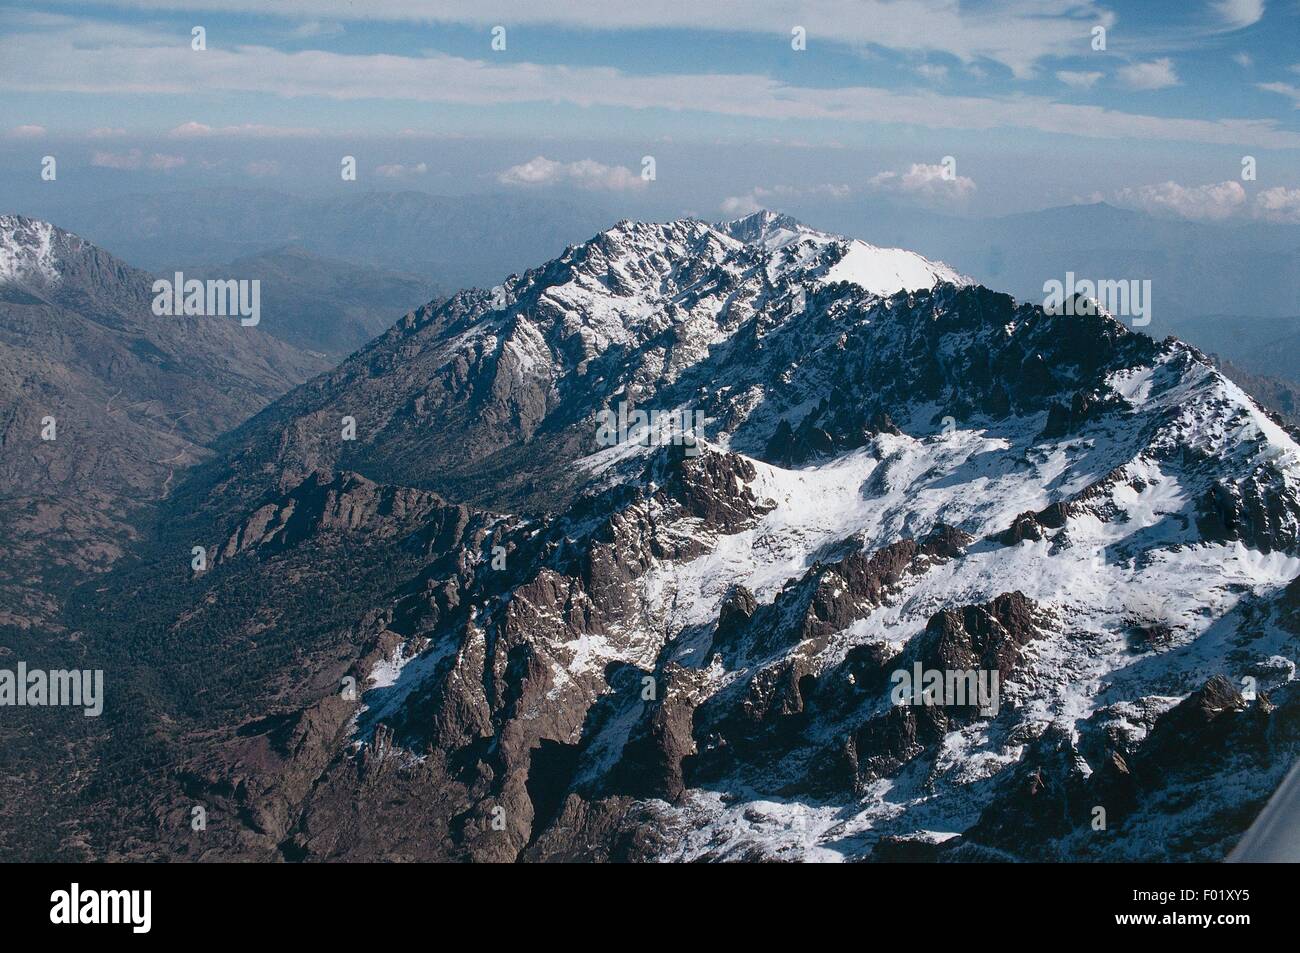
[712, 209, 970, 293]
[716, 209, 816, 247]
[0, 214, 63, 287]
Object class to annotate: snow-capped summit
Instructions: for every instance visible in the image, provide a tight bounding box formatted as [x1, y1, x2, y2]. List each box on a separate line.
[718, 208, 970, 295]
[0, 214, 149, 309]
[0, 214, 62, 287]
[817, 237, 968, 296]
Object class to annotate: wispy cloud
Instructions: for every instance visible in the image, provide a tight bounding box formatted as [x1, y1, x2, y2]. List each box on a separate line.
[722, 166, 972, 215]
[4, 23, 1297, 148]
[243, 159, 280, 177]
[375, 161, 429, 178]
[37, 0, 1117, 78]
[719, 183, 853, 215]
[869, 162, 977, 206]
[914, 64, 949, 83]
[289, 20, 344, 39]
[1258, 82, 1300, 108]
[1212, 0, 1265, 30]
[90, 149, 186, 171]
[1118, 58, 1180, 90]
[1057, 70, 1103, 90]
[719, 194, 764, 216]
[8, 124, 47, 138]
[168, 121, 321, 138]
[149, 152, 186, 170]
[498, 156, 645, 191]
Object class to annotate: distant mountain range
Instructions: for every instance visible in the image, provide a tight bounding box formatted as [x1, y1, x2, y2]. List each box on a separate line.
[1168, 314, 1300, 385]
[8, 210, 1294, 862]
[24, 188, 617, 294]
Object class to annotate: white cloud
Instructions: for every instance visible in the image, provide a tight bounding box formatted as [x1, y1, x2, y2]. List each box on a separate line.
[148, 153, 185, 170]
[497, 156, 646, 191]
[8, 124, 46, 138]
[720, 194, 764, 216]
[90, 150, 141, 169]
[1056, 70, 1102, 90]
[1258, 82, 1300, 108]
[1212, 0, 1265, 30]
[90, 149, 186, 171]
[720, 183, 853, 215]
[244, 159, 281, 177]
[1118, 58, 1180, 91]
[915, 64, 948, 82]
[765, 183, 853, 201]
[1233, 52, 1253, 68]
[1252, 185, 1300, 222]
[87, 126, 126, 138]
[1114, 180, 1246, 220]
[375, 162, 429, 178]
[290, 20, 344, 38]
[1115, 180, 1300, 223]
[868, 162, 976, 205]
[169, 121, 214, 137]
[168, 121, 321, 137]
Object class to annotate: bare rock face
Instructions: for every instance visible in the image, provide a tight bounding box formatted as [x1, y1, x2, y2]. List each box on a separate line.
[998, 501, 1079, 546]
[609, 664, 709, 803]
[222, 469, 465, 558]
[650, 446, 775, 534]
[914, 591, 1042, 682]
[1040, 389, 1123, 439]
[1197, 471, 1300, 553]
[1280, 575, 1300, 635]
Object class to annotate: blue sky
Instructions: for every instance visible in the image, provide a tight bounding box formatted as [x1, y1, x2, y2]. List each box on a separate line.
[1, 0, 1298, 220]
